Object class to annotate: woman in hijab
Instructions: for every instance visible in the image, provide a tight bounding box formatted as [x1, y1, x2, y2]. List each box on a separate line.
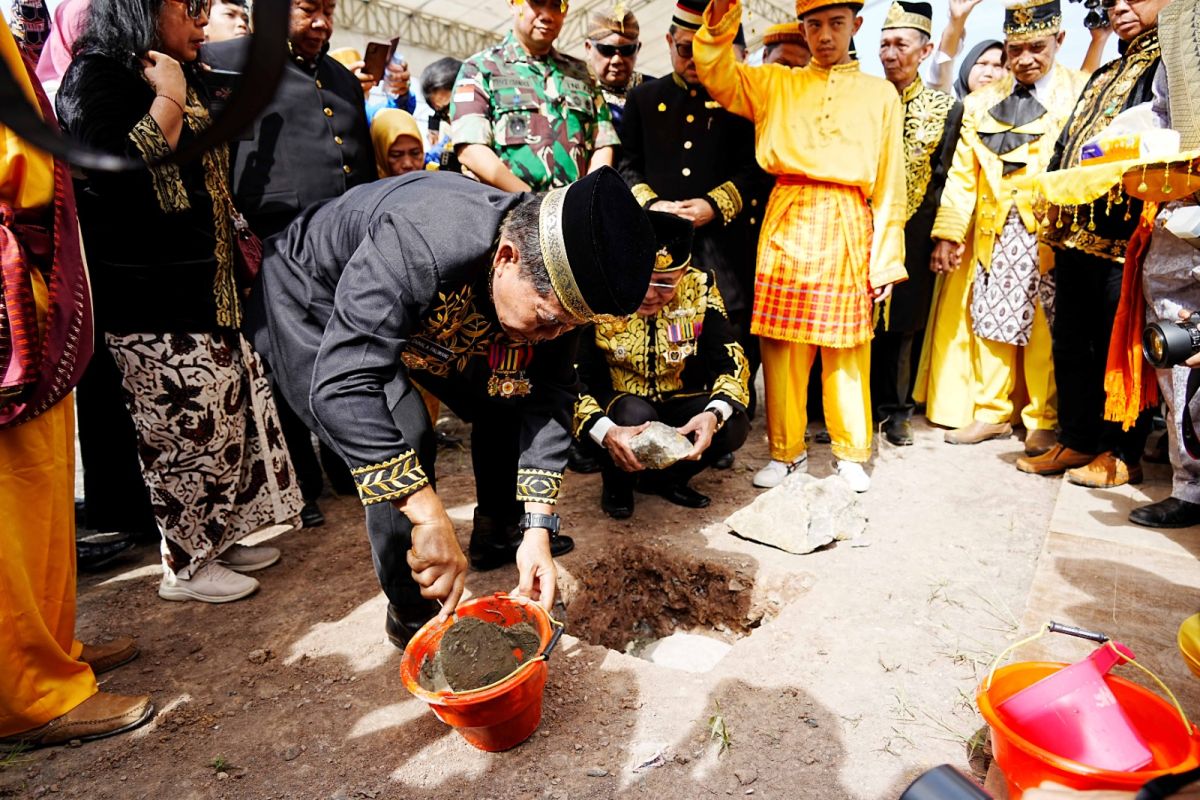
[953, 39, 1006, 100]
[370, 108, 425, 178]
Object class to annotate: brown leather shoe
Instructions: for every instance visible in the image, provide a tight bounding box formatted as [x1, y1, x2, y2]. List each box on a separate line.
[0, 692, 154, 748]
[1066, 452, 1144, 488]
[79, 636, 139, 675]
[1024, 428, 1058, 456]
[1016, 444, 1094, 475]
[944, 420, 1012, 445]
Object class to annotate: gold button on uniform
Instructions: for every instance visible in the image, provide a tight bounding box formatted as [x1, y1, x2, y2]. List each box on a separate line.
[342, 165, 351, 174]
[686, 114, 695, 123]
[324, 107, 333, 117]
[315, 79, 323, 89]
[751, 199, 758, 207]
[684, 141, 693, 149]
[334, 136, 343, 145]
[750, 217, 757, 225]
[689, 89, 697, 97]
[658, 102, 667, 111]
[682, 167, 691, 177]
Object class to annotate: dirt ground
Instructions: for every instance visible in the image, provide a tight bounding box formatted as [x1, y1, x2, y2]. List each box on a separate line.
[0, 408, 1063, 800]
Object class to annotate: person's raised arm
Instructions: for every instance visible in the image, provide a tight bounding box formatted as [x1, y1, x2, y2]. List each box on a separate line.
[457, 144, 533, 192]
[693, 0, 768, 123]
[929, 0, 984, 92]
[1081, 25, 1112, 75]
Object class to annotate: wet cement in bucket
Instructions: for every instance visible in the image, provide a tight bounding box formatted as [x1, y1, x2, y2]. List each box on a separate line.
[419, 616, 542, 693]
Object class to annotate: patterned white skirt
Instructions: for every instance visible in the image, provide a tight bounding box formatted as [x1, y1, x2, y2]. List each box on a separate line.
[106, 331, 303, 577]
[971, 208, 1056, 346]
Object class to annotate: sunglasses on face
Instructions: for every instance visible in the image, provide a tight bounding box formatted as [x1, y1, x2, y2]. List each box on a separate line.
[169, 0, 211, 19]
[524, 0, 569, 12]
[593, 42, 639, 58]
[672, 41, 694, 59]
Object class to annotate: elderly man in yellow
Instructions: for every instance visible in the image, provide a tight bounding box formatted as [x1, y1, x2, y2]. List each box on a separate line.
[0, 26, 153, 747]
[931, 0, 1087, 456]
[694, 0, 907, 494]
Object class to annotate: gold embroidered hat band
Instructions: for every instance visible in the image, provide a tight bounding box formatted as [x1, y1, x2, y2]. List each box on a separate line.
[881, 1, 932, 37]
[1004, 0, 1062, 44]
[535, 166, 658, 323]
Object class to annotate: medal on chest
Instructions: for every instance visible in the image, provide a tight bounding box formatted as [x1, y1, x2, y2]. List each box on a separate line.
[487, 341, 535, 398]
[664, 310, 702, 363]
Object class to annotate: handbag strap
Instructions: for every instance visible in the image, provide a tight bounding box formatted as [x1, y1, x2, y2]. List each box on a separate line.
[0, 0, 289, 172]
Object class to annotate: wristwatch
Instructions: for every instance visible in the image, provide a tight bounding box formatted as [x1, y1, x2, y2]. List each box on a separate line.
[704, 407, 725, 430]
[518, 512, 561, 536]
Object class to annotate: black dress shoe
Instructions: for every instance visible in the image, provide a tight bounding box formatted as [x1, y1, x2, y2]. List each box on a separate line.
[76, 531, 137, 572]
[385, 600, 441, 651]
[657, 482, 711, 509]
[884, 416, 914, 446]
[601, 483, 634, 519]
[1129, 497, 1200, 529]
[567, 441, 601, 474]
[470, 527, 576, 569]
[714, 452, 734, 470]
[300, 501, 325, 528]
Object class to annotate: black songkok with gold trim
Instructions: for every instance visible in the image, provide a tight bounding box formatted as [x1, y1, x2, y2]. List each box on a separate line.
[538, 166, 656, 322]
[1004, 0, 1062, 44]
[647, 211, 695, 273]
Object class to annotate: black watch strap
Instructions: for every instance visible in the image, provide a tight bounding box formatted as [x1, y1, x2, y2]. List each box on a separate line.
[518, 512, 560, 536]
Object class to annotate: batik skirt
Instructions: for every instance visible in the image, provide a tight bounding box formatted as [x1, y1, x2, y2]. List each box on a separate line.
[105, 331, 303, 577]
[971, 208, 1056, 346]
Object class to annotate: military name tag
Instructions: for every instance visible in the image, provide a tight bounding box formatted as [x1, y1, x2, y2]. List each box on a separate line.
[562, 77, 590, 95]
[406, 336, 454, 364]
[492, 76, 536, 90]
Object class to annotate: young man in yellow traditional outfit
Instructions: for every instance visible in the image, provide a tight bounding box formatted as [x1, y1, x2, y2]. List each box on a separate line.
[694, 0, 908, 493]
[931, 0, 1087, 456]
[0, 25, 153, 747]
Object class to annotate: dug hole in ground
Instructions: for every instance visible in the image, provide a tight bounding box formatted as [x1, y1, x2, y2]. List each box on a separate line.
[3, 406, 1071, 799]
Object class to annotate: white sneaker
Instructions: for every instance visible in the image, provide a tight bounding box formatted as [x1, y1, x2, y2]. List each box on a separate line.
[218, 543, 281, 573]
[159, 561, 260, 603]
[836, 460, 871, 493]
[752, 454, 808, 488]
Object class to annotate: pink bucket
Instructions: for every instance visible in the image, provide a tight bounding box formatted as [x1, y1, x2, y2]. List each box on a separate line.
[996, 641, 1152, 772]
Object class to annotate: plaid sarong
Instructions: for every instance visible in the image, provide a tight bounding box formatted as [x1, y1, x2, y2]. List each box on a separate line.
[751, 177, 874, 347]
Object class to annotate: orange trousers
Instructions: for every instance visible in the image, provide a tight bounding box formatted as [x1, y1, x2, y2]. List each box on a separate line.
[0, 397, 97, 736]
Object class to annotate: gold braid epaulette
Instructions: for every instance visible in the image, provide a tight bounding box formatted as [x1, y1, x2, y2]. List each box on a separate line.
[706, 181, 743, 225]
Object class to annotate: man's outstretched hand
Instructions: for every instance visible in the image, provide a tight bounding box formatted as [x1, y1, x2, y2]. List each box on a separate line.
[513, 528, 557, 611]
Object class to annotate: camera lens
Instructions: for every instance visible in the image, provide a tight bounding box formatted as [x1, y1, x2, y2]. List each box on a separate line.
[1144, 320, 1200, 368]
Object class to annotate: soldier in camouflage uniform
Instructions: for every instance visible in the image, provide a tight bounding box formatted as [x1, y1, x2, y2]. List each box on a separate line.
[450, 0, 619, 193]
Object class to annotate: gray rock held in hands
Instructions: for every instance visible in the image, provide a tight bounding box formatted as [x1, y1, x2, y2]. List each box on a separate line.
[724, 472, 866, 554]
[630, 421, 693, 470]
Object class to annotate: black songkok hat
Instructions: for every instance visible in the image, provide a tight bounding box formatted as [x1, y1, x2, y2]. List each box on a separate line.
[1004, 0, 1062, 43]
[647, 211, 695, 273]
[539, 166, 656, 322]
[672, 0, 706, 31]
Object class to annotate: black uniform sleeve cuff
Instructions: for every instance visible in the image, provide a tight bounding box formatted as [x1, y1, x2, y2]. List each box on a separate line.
[515, 469, 563, 505]
[351, 450, 430, 506]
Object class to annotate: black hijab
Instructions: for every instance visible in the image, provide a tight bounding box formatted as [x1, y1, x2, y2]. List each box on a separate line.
[955, 39, 1004, 100]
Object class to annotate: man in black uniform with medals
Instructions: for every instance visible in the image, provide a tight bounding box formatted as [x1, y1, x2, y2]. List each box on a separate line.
[245, 168, 658, 647]
[619, 0, 772, 411]
[873, 1, 962, 446]
[574, 218, 751, 519]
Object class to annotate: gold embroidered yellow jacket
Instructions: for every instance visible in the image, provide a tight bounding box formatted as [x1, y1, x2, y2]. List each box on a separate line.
[572, 268, 750, 438]
[931, 65, 1088, 269]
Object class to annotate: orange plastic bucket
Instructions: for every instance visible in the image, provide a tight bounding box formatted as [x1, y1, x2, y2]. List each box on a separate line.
[979, 661, 1200, 799]
[399, 593, 565, 752]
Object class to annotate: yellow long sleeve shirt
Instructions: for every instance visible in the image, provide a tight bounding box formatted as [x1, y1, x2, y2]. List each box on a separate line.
[693, 0, 907, 288]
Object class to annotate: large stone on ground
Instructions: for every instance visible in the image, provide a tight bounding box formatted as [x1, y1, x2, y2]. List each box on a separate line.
[630, 422, 693, 469]
[724, 472, 866, 554]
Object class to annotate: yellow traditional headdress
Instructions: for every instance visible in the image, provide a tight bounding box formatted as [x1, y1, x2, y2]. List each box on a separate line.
[763, 22, 805, 46]
[586, 2, 639, 40]
[795, 0, 862, 19]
